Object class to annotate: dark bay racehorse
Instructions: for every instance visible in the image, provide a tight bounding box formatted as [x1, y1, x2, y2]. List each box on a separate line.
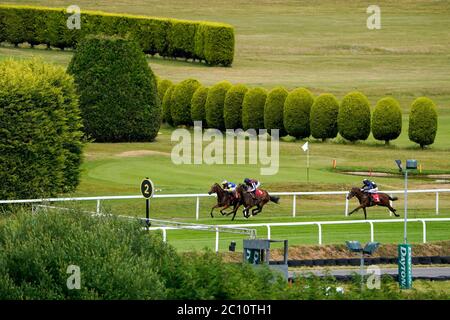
[208, 183, 242, 220]
[347, 187, 399, 219]
[235, 184, 279, 218]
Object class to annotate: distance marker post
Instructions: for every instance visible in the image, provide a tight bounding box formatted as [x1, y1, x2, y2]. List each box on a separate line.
[141, 178, 155, 227]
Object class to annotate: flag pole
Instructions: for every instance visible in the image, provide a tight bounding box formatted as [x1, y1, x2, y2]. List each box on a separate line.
[307, 148, 310, 183]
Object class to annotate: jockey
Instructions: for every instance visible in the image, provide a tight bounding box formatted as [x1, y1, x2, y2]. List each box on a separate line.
[361, 179, 379, 202]
[222, 180, 237, 197]
[244, 178, 260, 199]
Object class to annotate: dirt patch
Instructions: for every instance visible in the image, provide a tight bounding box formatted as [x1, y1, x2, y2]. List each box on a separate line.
[116, 150, 171, 157]
[221, 241, 450, 262]
[343, 171, 396, 177]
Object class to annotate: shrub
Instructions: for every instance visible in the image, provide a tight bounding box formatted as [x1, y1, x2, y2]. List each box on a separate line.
[67, 35, 161, 142]
[224, 84, 248, 129]
[171, 79, 201, 126]
[283, 88, 314, 139]
[242, 88, 268, 131]
[162, 85, 175, 126]
[0, 4, 235, 67]
[0, 59, 84, 199]
[205, 81, 232, 130]
[157, 79, 173, 106]
[310, 93, 339, 141]
[372, 97, 402, 145]
[191, 86, 210, 125]
[264, 87, 289, 136]
[408, 97, 438, 149]
[338, 91, 371, 142]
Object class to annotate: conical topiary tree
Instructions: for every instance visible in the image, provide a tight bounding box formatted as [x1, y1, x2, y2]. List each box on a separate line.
[205, 80, 232, 130]
[372, 97, 402, 145]
[162, 85, 175, 125]
[242, 87, 268, 131]
[310, 93, 339, 141]
[283, 88, 314, 139]
[68, 34, 160, 142]
[408, 97, 438, 149]
[191, 86, 209, 125]
[224, 84, 248, 129]
[264, 86, 288, 136]
[337, 91, 371, 142]
[157, 79, 173, 106]
[171, 78, 201, 126]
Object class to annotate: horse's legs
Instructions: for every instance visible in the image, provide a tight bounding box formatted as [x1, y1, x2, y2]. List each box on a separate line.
[348, 205, 364, 216]
[363, 207, 367, 220]
[220, 204, 230, 215]
[386, 204, 399, 217]
[210, 204, 220, 218]
[231, 204, 241, 221]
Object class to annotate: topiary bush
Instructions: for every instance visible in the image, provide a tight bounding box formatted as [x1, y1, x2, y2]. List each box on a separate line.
[224, 84, 248, 129]
[242, 88, 268, 131]
[310, 93, 339, 141]
[162, 85, 175, 126]
[372, 97, 402, 145]
[191, 86, 209, 125]
[283, 88, 314, 139]
[0, 59, 84, 199]
[338, 91, 371, 142]
[170, 79, 201, 126]
[408, 97, 438, 149]
[67, 35, 161, 142]
[205, 81, 232, 130]
[264, 86, 289, 136]
[157, 79, 173, 107]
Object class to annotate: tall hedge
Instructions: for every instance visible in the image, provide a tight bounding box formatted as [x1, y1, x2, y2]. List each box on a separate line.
[242, 88, 268, 131]
[0, 59, 84, 199]
[205, 81, 232, 130]
[162, 85, 175, 126]
[191, 86, 209, 125]
[67, 35, 160, 142]
[310, 93, 339, 141]
[0, 4, 235, 66]
[372, 97, 402, 145]
[338, 92, 371, 142]
[157, 79, 173, 106]
[171, 79, 201, 126]
[264, 87, 288, 136]
[224, 84, 248, 129]
[283, 88, 314, 139]
[408, 97, 438, 149]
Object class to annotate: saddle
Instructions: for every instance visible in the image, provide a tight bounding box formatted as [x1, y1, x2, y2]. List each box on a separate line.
[255, 189, 264, 198]
[371, 193, 380, 203]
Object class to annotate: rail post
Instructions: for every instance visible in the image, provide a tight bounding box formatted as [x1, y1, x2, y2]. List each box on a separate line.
[369, 221, 374, 242]
[345, 193, 349, 216]
[196, 196, 200, 220]
[96, 199, 101, 214]
[292, 195, 296, 217]
[421, 220, 426, 243]
[162, 228, 167, 242]
[215, 227, 220, 253]
[436, 192, 439, 215]
[316, 223, 322, 245]
[266, 225, 271, 240]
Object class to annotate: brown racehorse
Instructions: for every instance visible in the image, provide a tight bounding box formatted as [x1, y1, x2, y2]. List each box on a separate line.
[234, 184, 280, 218]
[208, 183, 241, 220]
[347, 187, 399, 219]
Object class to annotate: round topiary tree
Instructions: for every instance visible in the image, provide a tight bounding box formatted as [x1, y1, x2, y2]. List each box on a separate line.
[171, 79, 201, 126]
[408, 97, 438, 149]
[283, 88, 314, 139]
[337, 91, 371, 142]
[242, 87, 268, 131]
[205, 80, 232, 130]
[157, 79, 173, 106]
[310, 93, 339, 141]
[162, 85, 175, 126]
[372, 97, 402, 145]
[224, 84, 248, 129]
[191, 86, 209, 125]
[0, 58, 84, 199]
[264, 86, 288, 136]
[67, 34, 160, 142]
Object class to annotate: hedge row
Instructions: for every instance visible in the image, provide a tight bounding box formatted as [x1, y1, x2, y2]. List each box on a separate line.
[0, 4, 235, 66]
[159, 79, 438, 148]
[0, 59, 84, 200]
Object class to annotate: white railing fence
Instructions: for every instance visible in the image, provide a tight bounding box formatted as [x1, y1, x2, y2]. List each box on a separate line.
[1, 189, 449, 220]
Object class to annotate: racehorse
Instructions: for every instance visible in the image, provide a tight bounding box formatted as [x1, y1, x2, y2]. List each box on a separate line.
[346, 187, 399, 219]
[235, 184, 280, 218]
[208, 183, 242, 220]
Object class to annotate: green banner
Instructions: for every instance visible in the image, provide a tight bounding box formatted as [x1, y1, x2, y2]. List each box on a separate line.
[398, 244, 412, 289]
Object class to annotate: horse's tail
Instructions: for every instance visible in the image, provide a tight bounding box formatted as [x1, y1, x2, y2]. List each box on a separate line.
[269, 195, 280, 204]
[389, 195, 398, 201]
